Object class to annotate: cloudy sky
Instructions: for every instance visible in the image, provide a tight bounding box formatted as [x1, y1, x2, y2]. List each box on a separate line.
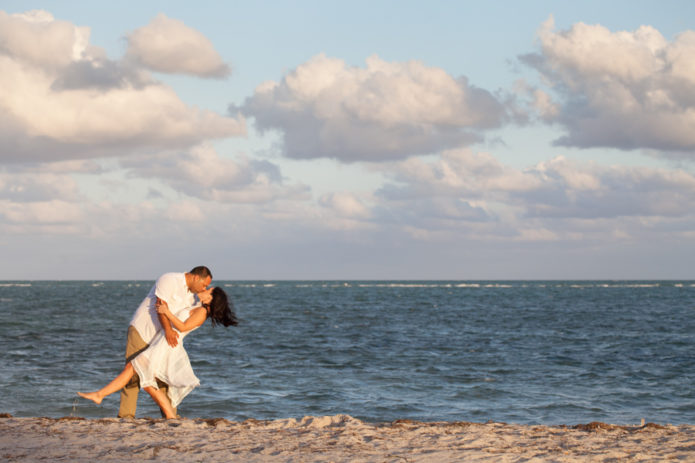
[2, 1, 694, 279]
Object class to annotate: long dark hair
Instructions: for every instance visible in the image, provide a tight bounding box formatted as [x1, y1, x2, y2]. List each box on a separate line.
[206, 287, 238, 327]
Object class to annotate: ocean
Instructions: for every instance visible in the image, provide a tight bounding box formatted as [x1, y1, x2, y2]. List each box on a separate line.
[1, 280, 693, 425]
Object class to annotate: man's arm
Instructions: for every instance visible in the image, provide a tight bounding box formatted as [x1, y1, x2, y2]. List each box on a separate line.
[157, 304, 207, 333]
[156, 297, 179, 347]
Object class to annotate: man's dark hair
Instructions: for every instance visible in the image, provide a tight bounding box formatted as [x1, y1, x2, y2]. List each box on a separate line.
[189, 266, 213, 279]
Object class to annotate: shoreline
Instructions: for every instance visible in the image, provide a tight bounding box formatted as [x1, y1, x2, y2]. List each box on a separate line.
[2, 414, 693, 462]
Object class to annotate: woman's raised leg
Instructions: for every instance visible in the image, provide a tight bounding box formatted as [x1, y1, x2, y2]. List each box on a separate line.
[78, 363, 135, 405]
[143, 386, 177, 419]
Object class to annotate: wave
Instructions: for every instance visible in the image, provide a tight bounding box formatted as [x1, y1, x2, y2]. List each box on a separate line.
[359, 284, 451, 288]
[219, 281, 690, 290]
[568, 283, 662, 289]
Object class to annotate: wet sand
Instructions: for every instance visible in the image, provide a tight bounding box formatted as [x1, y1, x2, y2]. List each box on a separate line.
[1, 414, 694, 462]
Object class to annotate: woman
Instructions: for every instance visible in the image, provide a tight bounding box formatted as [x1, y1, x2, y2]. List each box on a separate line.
[78, 287, 237, 418]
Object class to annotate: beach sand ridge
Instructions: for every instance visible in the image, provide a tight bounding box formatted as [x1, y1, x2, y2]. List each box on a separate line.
[1, 415, 694, 462]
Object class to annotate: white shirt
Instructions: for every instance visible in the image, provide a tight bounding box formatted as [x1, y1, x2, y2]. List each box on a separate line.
[129, 272, 196, 344]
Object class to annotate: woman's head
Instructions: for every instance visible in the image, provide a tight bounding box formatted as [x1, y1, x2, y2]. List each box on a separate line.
[206, 287, 238, 327]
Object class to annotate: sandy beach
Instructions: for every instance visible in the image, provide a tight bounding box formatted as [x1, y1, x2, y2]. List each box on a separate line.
[1, 414, 693, 462]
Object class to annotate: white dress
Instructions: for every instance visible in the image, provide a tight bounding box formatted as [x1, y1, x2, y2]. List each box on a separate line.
[131, 305, 201, 408]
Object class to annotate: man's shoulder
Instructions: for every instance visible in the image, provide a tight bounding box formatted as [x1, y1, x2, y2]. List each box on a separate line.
[157, 272, 185, 283]
[155, 272, 187, 297]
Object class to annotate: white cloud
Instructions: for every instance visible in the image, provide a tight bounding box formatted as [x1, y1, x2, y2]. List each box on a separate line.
[532, 89, 559, 121]
[0, 159, 103, 203]
[522, 16, 695, 154]
[0, 10, 244, 163]
[0, 10, 90, 69]
[520, 157, 695, 218]
[0, 172, 81, 202]
[377, 149, 695, 244]
[314, 192, 377, 231]
[319, 192, 371, 219]
[242, 54, 506, 162]
[4, 148, 688, 246]
[165, 200, 206, 222]
[121, 144, 310, 204]
[0, 199, 85, 234]
[379, 149, 541, 201]
[125, 13, 230, 78]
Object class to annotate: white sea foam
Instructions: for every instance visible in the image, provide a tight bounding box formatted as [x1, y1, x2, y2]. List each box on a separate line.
[359, 284, 448, 288]
[558, 283, 664, 289]
[598, 284, 660, 288]
[0, 283, 31, 287]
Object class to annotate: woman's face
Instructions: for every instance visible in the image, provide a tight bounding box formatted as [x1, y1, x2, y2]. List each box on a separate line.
[198, 287, 213, 304]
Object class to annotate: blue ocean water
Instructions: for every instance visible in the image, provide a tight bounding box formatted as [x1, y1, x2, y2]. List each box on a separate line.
[1, 281, 693, 425]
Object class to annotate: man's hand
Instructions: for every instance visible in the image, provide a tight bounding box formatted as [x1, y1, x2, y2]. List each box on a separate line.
[198, 288, 213, 305]
[156, 298, 170, 315]
[164, 328, 179, 347]
[156, 297, 178, 347]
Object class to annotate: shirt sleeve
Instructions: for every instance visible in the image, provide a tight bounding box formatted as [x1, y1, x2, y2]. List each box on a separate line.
[154, 273, 177, 303]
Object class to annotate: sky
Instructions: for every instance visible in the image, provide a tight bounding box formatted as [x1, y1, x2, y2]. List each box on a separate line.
[2, 1, 695, 280]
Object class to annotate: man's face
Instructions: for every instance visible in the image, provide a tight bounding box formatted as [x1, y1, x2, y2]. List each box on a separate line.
[192, 275, 211, 293]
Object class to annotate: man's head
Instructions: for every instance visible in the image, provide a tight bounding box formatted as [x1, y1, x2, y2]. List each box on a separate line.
[187, 266, 212, 293]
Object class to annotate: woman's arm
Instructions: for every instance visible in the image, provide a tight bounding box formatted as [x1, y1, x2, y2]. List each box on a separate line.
[156, 301, 207, 332]
[156, 298, 180, 347]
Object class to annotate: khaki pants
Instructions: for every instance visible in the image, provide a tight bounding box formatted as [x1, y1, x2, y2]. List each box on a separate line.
[117, 326, 177, 418]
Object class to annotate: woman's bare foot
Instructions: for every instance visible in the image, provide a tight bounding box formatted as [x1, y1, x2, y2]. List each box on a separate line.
[77, 391, 103, 405]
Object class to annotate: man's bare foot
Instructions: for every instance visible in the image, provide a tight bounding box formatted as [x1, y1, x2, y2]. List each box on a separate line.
[77, 391, 103, 405]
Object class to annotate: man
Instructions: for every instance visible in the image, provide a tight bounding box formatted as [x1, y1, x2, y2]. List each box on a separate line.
[118, 266, 213, 418]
